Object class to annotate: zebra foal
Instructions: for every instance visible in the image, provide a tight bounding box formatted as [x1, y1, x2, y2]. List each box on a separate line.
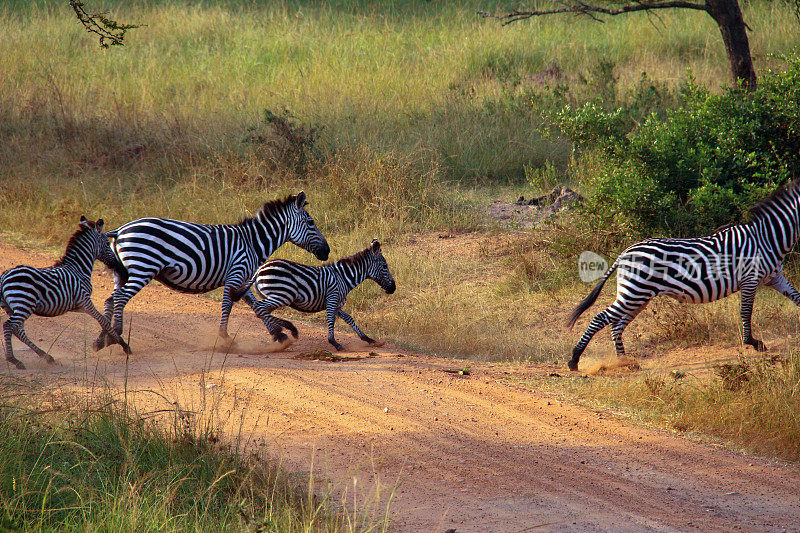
[0, 217, 131, 369]
[568, 180, 800, 371]
[250, 239, 396, 351]
[94, 192, 330, 350]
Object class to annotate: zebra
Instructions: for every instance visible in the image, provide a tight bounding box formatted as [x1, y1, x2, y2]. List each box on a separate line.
[249, 239, 396, 351]
[93, 191, 330, 351]
[0, 216, 132, 370]
[567, 180, 800, 371]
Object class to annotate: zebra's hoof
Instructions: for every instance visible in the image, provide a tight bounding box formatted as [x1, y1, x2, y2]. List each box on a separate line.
[746, 338, 767, 352]
[8, 358, 25, 370]
[567, 359, 579, 372]
[331, 342, 345, 352]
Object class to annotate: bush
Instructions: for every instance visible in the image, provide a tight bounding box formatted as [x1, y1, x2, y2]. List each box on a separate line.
[559, 57, 800, 237]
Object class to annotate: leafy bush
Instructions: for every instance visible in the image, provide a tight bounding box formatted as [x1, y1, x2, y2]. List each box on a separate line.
[559, 58, 800, 237]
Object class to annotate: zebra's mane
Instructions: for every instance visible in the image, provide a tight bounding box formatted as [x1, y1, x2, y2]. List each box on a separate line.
[335, 248, 371, 267]
[749, 179, 800, 222]
[53, 220, 98, 266]
[239, 194, 297, 224]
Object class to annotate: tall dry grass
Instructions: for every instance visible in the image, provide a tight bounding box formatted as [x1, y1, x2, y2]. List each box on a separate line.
[2, 0, 800, 460]
[0, 375, 388, 531]
[537, 345, 800, 459]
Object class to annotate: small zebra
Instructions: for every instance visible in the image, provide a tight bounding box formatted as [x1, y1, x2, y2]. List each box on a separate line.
[93, 192, 330, 350]
[250, 239, 396, 351]
[567, 180, 800, 371]
[0, 217, 131, 369]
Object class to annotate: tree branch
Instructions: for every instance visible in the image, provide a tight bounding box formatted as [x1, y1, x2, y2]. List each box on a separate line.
[478, 0, 708, 24]
[69, 1, 139, 47]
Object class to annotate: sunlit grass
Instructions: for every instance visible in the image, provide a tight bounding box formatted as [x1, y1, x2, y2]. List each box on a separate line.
[0, 376, 388, 531]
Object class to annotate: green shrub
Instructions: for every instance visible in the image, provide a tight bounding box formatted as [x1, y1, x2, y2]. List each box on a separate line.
[559, 57, 800, 237]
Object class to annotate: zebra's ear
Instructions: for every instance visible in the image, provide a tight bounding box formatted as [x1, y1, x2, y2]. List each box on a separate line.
[96, 219, 104, 232]
[296, 191, 307, 208]
[79, 216, 90, 228]
[371, 239, 381, 254]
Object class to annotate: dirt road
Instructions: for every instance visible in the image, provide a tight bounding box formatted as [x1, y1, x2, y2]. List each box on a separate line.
[2, 241, 799, 532]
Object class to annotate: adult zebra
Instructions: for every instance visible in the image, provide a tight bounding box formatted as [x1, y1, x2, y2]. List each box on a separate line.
[1, 217, 131, 369]
[93, 192, 330, 350]
[249, 239, 396, 351]
[567, 180, 800, 371]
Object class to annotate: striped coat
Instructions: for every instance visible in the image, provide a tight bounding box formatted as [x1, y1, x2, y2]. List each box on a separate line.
[250, 239, 396, 350]
[0, 217, 131, 369]
[567, 180, 800, 371]
[94, 192, 330, 350]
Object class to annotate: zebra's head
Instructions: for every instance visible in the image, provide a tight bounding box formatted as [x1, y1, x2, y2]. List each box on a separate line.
[54, 215, 108, 269]
[365, 239, 396, 294]
[78, 215, 105, 256]
[286, 191, 330, 261]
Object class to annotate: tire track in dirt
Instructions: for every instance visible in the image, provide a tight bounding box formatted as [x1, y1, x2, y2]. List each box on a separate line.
[1, 241, 799, 532]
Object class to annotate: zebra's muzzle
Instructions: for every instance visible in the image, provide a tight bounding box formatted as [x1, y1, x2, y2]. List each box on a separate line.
[315, 242, 331, 261]
[384, 281, 396, 294]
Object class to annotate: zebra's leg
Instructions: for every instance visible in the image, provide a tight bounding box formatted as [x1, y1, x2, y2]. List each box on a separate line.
[336, 309, 376, 344]
[4, 312, 53, 367]
[608, 303, 648, 358]
[569, 303, 626, 371]
[740, 281, 766, 351]
[218, 285, 236, 339]
[764, 271, 800, 305]
[79, 298, 132, 355]
[242, 293, 297, 342]
[93, 271, 123, 351]
[218, 273, 252, 339]
[327, 302, 345, 351]
[274, 317, 299, 338]
[94, 272, 153, 351]
[3, 318, 25, 369]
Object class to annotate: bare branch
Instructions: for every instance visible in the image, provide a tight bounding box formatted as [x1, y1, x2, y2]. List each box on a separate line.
[69, 1, 140, 48]
[478, 0, 708, 25]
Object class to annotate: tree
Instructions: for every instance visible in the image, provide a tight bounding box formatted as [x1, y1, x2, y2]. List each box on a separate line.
[69, 1, 138, 48]
[480, 0, 760, 90]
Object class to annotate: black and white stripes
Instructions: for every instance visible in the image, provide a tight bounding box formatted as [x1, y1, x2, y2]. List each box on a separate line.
[0, 217, 131, 369]
[250, 239, 396, 350]
[93, 192, 330, 350]
[567, 180, 800, 371]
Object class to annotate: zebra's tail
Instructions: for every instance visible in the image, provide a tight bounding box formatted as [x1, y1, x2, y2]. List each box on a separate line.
[566, 258, 619, 328]
[104, 230, 118, 240]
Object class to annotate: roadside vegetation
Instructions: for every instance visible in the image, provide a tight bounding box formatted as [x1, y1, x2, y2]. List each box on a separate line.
[1, 0, 800, 487]
[0, 376, 384, 531]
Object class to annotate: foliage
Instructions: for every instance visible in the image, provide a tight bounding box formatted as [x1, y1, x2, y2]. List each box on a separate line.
[243, 108, 320, 172]
[558, 57, 800, 237]
[69, 1, 140, 47]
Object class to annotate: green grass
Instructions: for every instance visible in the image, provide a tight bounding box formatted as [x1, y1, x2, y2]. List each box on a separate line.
[0, 378, 384, 531]
[1, 0, 797, 189]
[2, 0, 800, 465]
